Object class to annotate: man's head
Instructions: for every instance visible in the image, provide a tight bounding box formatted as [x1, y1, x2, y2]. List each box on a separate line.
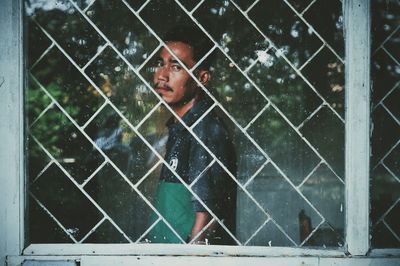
[153, 25, 212, 106]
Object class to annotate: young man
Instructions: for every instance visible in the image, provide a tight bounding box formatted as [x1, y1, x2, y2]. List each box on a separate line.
[149, 26, 236, 245]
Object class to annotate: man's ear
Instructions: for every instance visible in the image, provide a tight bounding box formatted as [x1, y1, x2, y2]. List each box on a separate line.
[197, 70, 211, 86]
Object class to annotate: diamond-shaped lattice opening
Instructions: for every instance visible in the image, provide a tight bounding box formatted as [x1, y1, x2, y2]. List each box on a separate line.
[300, 164, 344, 239]
[383, 29, 400, 62]
[136, 159, 163, 207]
[209, 106, 267, 185]
[29, 197, 73, 243]
[384, 142, 400, 178]
[303, 222, 344, 248]
[300, 106, 344, 178]
[31, 47, 103, 126]
[86, 0, 159, 68]
[30, 104, 104, 184]
[371, 50, 399, 105]
[27, 76, 52, 124]
[371, 105, 400, 166]
[303, 0, 344, 58]
[385, 202, 400, 238]
[27, 77, 52, 179]
[248, 0, 322, 68]
[371, 0, 400, 51]
[191, 164, 254, 245]
[84, 163, 154, 242]
[194, 0, 269, 70]
[235, 188, 272, 245]
[144, 219, 184, 244]
[28, 137, 51, 180]
[31, 164, 103, 241]
[301, 48, 345, 119]
[383, 86, 400, 122]
[84, 104, 159, 184]
[199, 49, 268, 128]
[136, 104, 170, 151]
[286, 0, 314, 13]
[232, 0, 257, 11]
[372, 221, 400, 248]
[177, 0, 202, 12]
[245, 220, 293, 247]
[248, 48, 322, 126]
[27, 19, 52, 67]
[85, 46, 160, 127]
[371, 165, 400, 224]
[125, 0, 148, 11]
[82, 219, 129, 243]
[248, 106, 320, 185]
[246, 163, 322, 244]
[33, 0, 105, 67]
[140, 0, 213, 60]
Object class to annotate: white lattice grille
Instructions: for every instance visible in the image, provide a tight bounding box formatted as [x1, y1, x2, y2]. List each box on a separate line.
[370, 0, 400, 249]
[26, 0, 345, 247]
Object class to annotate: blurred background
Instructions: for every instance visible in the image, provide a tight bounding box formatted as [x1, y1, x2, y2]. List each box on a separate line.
[27, 0, 397, 248]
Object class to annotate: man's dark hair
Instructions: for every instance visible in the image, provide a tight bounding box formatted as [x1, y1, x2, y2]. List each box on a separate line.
[162, 25, 214, 70]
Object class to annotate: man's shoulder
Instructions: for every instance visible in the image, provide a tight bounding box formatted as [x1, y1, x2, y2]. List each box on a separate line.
[192, 111, 230, 140]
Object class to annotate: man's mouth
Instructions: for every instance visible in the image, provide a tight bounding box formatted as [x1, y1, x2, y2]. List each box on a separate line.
[155, 84, 173, 93]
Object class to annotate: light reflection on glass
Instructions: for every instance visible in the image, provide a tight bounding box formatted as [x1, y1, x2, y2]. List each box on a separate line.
[26, 0, 345, 247]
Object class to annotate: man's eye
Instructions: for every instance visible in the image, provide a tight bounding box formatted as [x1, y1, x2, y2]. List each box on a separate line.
[172, 65, 182, 71]
[156, 61, 163, 67]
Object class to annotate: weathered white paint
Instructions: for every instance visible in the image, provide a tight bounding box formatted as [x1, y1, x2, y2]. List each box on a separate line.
[23, 244, 345, 257]
[81, 256, 319, 266]
[0, 0, 24, 266]
[21, 261, 76, 266]
[7, 257, 80, 266]
[319, 257, 400, 266]
[7, 256, 400, 266]
[344, 0, 371, 256]
[370, 249, 400, 257]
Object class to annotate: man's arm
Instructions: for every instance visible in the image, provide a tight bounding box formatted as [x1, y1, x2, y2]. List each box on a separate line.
[190, 212, 217, 243]
[189, 117, 235, 244]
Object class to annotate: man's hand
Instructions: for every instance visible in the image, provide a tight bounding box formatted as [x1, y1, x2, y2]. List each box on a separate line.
[189, 212, 217, 244]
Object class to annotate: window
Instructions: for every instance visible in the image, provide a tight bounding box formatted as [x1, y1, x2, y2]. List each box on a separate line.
[26, 0, 345, 248]
[1, 0, 399, 265]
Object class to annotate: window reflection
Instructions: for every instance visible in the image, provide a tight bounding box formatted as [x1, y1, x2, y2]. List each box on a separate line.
[370, 0, 400, 249]
[27, 0, 345, 247]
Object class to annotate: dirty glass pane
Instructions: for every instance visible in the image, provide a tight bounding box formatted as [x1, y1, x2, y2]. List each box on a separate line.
[26, 0, 344, 247]
[370, 0, 400, 249]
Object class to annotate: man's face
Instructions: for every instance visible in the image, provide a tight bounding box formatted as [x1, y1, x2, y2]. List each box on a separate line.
[153, 42, 198, 105]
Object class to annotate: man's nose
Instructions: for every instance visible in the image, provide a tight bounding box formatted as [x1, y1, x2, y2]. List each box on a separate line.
[157, 66, 169, 81]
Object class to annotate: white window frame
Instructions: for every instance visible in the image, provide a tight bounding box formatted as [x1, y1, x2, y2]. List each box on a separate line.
[1, 0, 399, 265]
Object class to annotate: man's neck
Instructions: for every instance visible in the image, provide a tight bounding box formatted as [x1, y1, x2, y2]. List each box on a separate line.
[172, 97, 198, 119]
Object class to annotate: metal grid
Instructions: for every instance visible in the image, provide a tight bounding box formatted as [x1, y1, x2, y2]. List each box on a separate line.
[370, 0, 400, 248]
[27, 0, 345, 246]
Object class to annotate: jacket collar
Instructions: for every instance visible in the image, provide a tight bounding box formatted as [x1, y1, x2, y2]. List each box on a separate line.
[166, 99, 212, 132]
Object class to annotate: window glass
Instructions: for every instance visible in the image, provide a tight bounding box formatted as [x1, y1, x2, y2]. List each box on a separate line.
[26, 0, 345, 247]
[370, 0, 400, 249]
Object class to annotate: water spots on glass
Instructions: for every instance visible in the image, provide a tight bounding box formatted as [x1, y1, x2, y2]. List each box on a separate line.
[86, 0, 158, 68]
[26, 0, 346, 247]
[256, 50, 274, 67]
[66, 227, 79, 236]
[370, 1, 399, 248]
